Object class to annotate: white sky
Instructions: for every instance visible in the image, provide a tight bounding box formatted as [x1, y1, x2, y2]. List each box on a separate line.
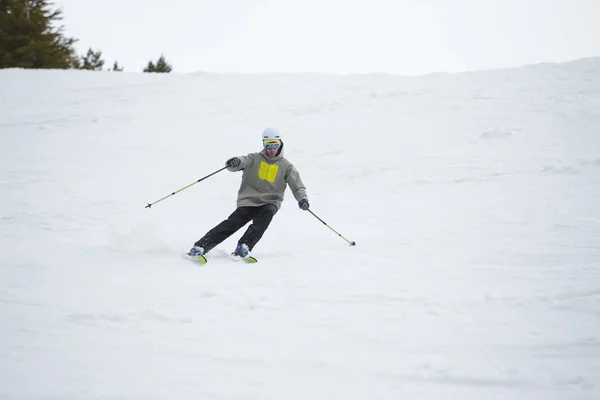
[54, 0, 600, 74]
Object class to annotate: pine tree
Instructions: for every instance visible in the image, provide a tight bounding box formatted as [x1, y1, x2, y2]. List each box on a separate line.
[0, 0, 79, 69]
[110, 61, 123, 71]
[154, 54, 172, 73]
[143, 60, 156, 73]
[78, 47, 104, 70]
[143, 54, 172, 73]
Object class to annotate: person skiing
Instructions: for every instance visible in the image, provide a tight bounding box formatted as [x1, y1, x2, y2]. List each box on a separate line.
[187, 127, 309, 262]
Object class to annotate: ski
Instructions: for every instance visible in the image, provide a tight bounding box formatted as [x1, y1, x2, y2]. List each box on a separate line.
[235, 255, 258, 263]
[184, 252, 257, 264]
[188, 254, 208, 264]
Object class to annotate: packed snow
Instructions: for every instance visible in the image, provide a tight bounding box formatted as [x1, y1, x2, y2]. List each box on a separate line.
[1, 58, 600, 399]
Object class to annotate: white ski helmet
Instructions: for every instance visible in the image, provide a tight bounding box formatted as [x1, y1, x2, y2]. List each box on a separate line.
[262, 127, 281, 141]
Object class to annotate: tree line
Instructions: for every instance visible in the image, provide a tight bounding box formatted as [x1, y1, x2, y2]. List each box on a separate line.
[0, 0, 173, 72]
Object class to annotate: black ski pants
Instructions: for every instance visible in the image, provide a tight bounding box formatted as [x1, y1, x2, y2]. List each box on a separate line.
[194, 204, 278, 253]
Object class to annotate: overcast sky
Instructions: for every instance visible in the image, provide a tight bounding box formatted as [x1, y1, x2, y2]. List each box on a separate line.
[54, 0, 600, 74]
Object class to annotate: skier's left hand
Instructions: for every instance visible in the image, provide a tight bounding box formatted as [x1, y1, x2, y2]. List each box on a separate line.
[298, 199, 310, 210]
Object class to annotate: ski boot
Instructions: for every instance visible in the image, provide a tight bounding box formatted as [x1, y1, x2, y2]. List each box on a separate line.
[232, 243, 250, 257]
[232, 243, 257, 263]
[187, 246, 207, 264]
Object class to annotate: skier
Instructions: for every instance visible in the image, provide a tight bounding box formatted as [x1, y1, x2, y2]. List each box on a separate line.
[187, 127, 310, 261]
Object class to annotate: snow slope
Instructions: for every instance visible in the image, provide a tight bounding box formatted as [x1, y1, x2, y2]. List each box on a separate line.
[1, 58, 600, 399]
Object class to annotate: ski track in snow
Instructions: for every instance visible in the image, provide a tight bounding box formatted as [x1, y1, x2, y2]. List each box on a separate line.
[1, 60, 600, 399]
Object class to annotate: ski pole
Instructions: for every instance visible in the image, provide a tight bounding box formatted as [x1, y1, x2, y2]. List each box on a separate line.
[145, 166, 227, 209]
[308, 209, 356, 246]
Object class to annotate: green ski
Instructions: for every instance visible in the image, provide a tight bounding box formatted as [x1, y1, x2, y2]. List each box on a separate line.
[185, 253, 257, 264]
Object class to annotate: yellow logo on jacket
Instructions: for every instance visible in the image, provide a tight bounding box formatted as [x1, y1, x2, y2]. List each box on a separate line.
[258, 162, 279, 182]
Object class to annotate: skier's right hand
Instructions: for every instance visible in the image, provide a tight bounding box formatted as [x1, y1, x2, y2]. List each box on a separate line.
[226, 157, 241, 168]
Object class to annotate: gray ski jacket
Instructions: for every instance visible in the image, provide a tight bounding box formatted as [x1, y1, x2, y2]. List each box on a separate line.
[227, 149, 308, 210]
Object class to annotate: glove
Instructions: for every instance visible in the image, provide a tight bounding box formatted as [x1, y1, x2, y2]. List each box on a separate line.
[226, 157, 241, 168]
[298, 199, 310, 210]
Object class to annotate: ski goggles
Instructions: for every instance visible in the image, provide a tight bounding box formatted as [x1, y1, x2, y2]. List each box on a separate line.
[263, 139, 281, 151]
